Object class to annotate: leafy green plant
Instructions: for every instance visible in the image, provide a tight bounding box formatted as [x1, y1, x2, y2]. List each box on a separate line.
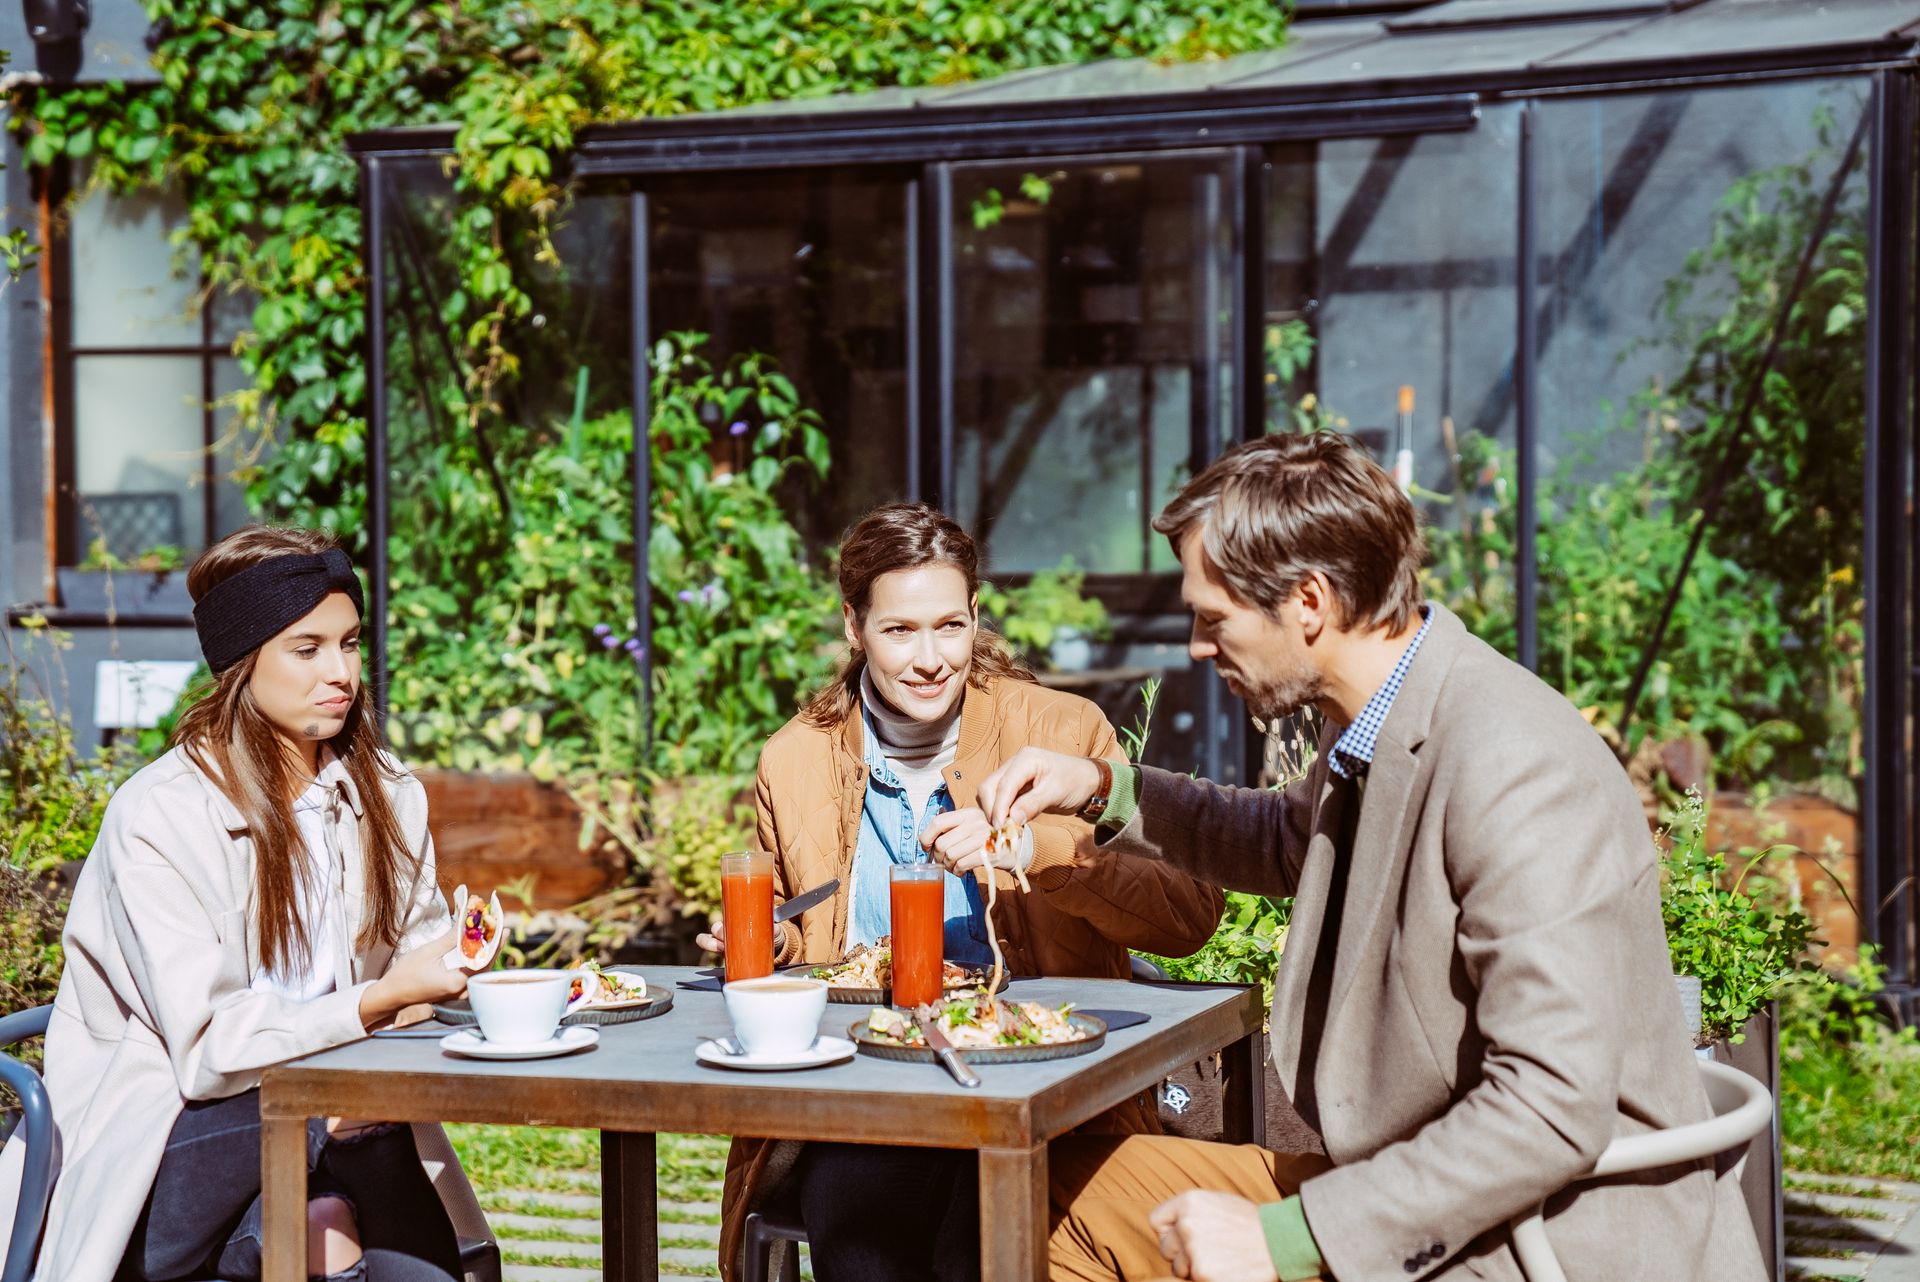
[1660, 790, 1818, 1044]
[976, 559, 1111, 667]
[76, 539, 188, 574]
[1423, 428, 1826, 791]
[0, 618, 140, 1014]
[13, 1, 1291, 557]
[1140, 891, 1291, 1006]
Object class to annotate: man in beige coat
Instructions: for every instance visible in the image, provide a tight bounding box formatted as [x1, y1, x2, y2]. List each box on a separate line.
[973, 433, 1766, 1282]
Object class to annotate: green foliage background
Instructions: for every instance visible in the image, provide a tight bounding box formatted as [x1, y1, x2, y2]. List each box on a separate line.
[13, 0, 1291, 551]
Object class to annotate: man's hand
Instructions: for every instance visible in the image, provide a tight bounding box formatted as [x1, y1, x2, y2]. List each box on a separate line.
[974, 747, 1105, 827]
[1149, 1191, 1278, 1282]
[695, 918, 728, 955]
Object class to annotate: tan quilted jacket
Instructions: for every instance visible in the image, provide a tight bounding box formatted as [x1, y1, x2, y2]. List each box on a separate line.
[717, 675, 1225, 1277]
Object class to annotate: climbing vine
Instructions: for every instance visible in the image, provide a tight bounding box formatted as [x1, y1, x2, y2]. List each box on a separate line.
[12, 0, 1291, 540]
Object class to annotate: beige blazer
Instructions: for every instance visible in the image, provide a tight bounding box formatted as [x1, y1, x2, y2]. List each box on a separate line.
[0, 746, 489, 1282]
[1106, 603, 1766, 1282]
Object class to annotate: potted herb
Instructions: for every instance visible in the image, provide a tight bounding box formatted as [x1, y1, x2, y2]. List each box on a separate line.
[1661, 789, 1815, 1280]
[55, 540, 194, 618]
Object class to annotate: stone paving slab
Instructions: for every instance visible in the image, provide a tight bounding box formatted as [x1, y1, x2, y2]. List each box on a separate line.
[1787, 1170, 1920, 1281]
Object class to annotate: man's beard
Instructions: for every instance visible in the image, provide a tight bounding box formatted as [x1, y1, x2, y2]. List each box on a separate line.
[1239, 666, 1327, 724]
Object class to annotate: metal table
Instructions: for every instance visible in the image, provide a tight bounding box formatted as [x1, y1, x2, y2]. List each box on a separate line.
[259, 966, 1265, 1281]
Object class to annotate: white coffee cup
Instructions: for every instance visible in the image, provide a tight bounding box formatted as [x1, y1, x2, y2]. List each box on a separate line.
[722, 976, 827, 1056]
[466, 969, 572, 1046]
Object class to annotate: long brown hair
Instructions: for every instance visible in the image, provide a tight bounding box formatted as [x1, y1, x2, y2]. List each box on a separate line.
[171, 525, 418, 978]
[800, 504, 1033, 727]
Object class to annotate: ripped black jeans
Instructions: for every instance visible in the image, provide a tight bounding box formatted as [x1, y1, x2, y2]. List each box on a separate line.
[115, 1089, 462, 1282]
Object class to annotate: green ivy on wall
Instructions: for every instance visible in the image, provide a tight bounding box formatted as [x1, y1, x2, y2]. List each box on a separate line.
[13, 0, 1292, 543]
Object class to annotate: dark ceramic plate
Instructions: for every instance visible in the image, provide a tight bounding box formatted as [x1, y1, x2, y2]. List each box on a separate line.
[434, 967, 673, 1028]
[784, 963, 1006, 1005]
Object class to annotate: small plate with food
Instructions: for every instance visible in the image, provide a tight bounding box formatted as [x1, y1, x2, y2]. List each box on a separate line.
[434, 962, 672, 1028]
[850, 989, 1106, 1064]
[790, 939, 1004, 1005]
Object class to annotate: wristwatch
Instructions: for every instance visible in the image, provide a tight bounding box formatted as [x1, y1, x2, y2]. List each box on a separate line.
[1078, 757, 1114, 824]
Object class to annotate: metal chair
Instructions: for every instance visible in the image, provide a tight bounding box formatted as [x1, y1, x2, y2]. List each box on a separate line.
[0, 1006, 56, 1282]
[0, 1004, 501, 1282]
[1129, 954, 1170, 982]
[1509, 1058, 1773, 1282]
[742, 1203, 807, 1282]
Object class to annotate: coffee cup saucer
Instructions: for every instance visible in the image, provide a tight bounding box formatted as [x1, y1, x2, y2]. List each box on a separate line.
[440, 1026, 600, 1060]
[695, 1035, 855, 1071]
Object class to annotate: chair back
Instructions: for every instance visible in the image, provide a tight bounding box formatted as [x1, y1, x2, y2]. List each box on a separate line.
[0, 1006, 56, 1282]
[1509, 1059, 1771, 1282]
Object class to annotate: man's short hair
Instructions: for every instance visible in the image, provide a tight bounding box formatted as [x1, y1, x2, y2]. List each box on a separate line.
[1153, 432, 1426, 632]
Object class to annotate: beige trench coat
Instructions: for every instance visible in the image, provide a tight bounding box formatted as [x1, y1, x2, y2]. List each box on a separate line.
[0, 745, 490, 1282]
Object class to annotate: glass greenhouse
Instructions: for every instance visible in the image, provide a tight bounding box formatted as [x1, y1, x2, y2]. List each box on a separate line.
[351, 0, 1920, 1000]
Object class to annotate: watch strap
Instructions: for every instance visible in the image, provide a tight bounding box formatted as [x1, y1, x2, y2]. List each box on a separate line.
[1078, 756, 1114, 824]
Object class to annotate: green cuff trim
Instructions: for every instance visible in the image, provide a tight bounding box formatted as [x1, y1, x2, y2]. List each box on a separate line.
[1096, 761, 1141, 833]
[1259, 1196, 1325, 1282]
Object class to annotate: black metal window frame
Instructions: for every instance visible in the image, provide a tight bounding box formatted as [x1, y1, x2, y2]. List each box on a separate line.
[48, 160, 230, 583]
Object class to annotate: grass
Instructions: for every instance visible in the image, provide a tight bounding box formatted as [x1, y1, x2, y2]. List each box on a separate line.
[1782, 1032, 1920, 1183]
[447, 1125, 730, 1195]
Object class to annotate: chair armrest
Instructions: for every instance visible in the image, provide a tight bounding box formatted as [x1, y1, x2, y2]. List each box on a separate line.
[0, 1008, 50, 1053]
[1589, 1060, 1771, 1178]
[0, 1045, 58, 1282]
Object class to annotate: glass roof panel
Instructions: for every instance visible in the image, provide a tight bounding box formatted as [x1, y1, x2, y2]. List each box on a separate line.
[1230, 18, 1634, 85]
[936, 24, 1385, 103]
[1387, 0, 1687, 30]
[1545, 0, 1920, 64]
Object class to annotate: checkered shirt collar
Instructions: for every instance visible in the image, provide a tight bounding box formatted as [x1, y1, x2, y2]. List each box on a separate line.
[1329, 605, 1433, 780]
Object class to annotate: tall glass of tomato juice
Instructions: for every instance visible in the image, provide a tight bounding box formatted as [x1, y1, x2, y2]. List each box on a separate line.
[720, 851, 776, 982]
[889, 863, 945, 1008]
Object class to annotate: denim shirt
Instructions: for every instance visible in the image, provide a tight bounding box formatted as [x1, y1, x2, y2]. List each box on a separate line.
[847, 710, 993, 965]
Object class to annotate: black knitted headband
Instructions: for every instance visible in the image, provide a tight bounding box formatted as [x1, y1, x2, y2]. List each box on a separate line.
[192, 548, 366, 674]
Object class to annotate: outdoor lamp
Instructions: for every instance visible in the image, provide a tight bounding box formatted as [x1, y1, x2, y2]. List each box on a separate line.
[23, 0, 88, 44]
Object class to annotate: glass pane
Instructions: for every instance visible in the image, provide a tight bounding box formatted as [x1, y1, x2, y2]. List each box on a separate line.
[951, 153, 1236, 576]
[1266, 107, 1523, 650]
[211, 356, 252, 539]
[650, 169, 911, 550]
[1534, 80, 1871, 801]
[376, 159, 641, 773]
[68, 179, 201, 349]
[208, 283, 257, 346]
[71, 355, 207, 559]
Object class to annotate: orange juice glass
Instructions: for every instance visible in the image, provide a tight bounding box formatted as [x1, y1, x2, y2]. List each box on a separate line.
[889, 863, 945, 1008]
[720, 851, 776, 982]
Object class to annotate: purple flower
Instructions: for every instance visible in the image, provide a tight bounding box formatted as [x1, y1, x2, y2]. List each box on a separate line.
[676, 588, 696, 604]
[729, 420, 749, 437]
[629, 647, 648, 666]
[623, 637, 642, 652]
[599, 634, 620, 650]
[700, 580, 722, 604]
[592, 623, 612, 638]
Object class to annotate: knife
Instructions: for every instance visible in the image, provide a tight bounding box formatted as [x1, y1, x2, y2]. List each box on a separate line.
[774, 878, 839, 924]
[913, 1004, 982, 1089]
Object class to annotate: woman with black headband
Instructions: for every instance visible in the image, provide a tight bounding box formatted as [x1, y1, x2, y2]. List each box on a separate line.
[0, 526, 486, 1282]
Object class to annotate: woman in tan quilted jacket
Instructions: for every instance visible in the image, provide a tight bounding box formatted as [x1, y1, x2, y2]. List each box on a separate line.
[702, 502, 1224, 1282]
